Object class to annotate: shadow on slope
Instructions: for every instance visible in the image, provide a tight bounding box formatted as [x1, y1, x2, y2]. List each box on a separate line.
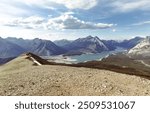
[70, 53, 150, 79]
[1, 52, 150, 80]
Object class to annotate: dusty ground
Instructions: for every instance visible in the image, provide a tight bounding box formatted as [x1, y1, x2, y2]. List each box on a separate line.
[0, 55, 150, 96]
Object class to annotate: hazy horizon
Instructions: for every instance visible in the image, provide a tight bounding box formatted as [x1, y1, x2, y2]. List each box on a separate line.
[0, 35, 147, 41]
[0, 0, 150, 41]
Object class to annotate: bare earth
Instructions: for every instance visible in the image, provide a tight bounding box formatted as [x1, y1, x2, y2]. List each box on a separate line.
[0, 55, 150, 96]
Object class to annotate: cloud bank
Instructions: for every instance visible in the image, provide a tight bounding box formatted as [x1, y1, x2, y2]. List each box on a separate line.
[3, 13, 114, 30]
[45, 13, 114, 30]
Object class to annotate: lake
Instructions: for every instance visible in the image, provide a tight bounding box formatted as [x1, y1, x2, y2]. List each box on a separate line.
[69, 47, 126, 63]
[42, 47, 126, 64]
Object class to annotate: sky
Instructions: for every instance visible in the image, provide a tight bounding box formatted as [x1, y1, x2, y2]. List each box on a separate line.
[0, 0, 150, 41]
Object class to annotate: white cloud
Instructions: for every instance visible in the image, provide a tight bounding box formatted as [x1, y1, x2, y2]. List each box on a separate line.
[0, 1, 28, 17]
[0, 0, 58, 18]
[12, 0, 98, 10]
[15, 0, 57, 10]
[109, 0, 150, 12]
[45, 13, 114, 30]
[51, 0, 98, 10]
[132, 21, 150, 26]
[2, 13, 114, 30]
[2, 16, 45, 29]
[1, 0, 150, 20]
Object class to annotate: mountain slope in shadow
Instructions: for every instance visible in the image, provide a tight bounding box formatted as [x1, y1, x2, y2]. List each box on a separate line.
[0, 37, 25, 58]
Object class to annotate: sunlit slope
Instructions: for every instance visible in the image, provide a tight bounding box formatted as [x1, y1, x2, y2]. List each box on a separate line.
[0, 54, 150, 96]
[0, 55, 34, 74]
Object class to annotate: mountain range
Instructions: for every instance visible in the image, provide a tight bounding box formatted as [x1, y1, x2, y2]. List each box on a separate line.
[54, 39, 72, 47]
[4, 37, 67, 57]
[0, 37, 26, 58]
[128, 36, 150, 58]
[0, 36, 149, 96]
[101, 36, 143, 51]
[62, 36, 109, 55]
[55, 35, 144, 55]
[0, 35, 145, 59]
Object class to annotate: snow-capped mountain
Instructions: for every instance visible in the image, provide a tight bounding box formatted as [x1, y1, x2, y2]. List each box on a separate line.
[119, 37, 144, 49]
[0, 36, 145, 58]
[63, 36, 109, 55]
[128, 36, 150, 58]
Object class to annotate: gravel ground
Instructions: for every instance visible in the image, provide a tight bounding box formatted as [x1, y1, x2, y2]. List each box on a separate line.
[0, 56, 150, 96]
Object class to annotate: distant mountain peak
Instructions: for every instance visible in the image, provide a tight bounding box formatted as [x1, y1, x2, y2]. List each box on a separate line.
[134, 36, 143, 39]
[33, 38, 43, 42]
[0, 36, 146, 59]
[54, 39, 72, 47]
[0, 38, 26, 58]
[128, 36, 150, 58]
[5, 37, 67, 56]
[63, 36, 109, 55]
[86, 35, 93, 38]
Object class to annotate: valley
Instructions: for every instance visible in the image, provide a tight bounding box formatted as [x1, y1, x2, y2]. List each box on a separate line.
[0, 36, 150, 96]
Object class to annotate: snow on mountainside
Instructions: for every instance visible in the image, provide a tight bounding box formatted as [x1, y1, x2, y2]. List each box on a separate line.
[0, 36, 145, 58]
[128, 36, 150, 57]
[120, 37, 144, 49]
[63, 36, 109, 55]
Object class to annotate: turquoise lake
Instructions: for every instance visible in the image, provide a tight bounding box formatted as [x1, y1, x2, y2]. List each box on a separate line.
[70, 48, 126, 63]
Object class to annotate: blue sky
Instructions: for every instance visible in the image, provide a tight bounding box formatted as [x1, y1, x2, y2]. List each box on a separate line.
[0, 0, 150, 40]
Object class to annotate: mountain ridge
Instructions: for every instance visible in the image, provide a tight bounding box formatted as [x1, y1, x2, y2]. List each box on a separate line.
[62, 36, 109, 55]
[0, 37, 26, 58]
[0, 36, 145, 59]
[5, 37, 67, 56]
[128, 36, 150, 58]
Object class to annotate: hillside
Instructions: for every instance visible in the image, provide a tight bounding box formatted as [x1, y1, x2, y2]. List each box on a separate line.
[0, 53, 150, 96]
[0, 37, 25, 58]
[0, 36, 144, 59]
[128, 36, 150, 58]
[6, 38, 67, 56]
[63, 36, 109, 55]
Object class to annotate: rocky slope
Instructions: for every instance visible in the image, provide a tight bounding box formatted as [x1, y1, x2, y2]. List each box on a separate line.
[0, 37, 25, 58]
[56, 36, 144, 51]
[120, 36, 144, 49]
[27, 38, 67, 56]
[0, 53, 150, 96]
[128, 36, 150, 58]
[1, 36, 144, 58]
[63, 36, 109, 55]
[5, 37, 67, 56]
